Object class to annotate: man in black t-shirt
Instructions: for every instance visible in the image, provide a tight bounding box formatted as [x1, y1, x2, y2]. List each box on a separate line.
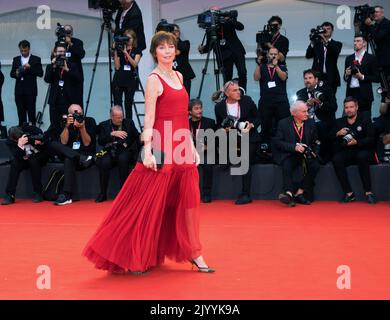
[254, 47, 290, 148]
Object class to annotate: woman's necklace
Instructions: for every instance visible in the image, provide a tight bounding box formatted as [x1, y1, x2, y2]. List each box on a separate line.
[158, 66, 174, 79]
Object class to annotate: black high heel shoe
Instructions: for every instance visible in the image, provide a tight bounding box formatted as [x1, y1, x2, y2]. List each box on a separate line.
[190, 260, 215, 273]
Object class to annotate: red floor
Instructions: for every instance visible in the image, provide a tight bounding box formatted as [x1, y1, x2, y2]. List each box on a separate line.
[0, 199, 389, 300]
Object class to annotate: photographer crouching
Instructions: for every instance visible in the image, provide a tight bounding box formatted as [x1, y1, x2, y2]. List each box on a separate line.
[47, 104, 96, 205]
[95, 105, 140, 203]
[331, 97, 377, 204]
[273, 101, 321, 207]
[1, 124, 49, 205]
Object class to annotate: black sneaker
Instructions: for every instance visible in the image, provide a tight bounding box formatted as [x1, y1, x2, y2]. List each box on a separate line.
[33, 192, 44, 203]
[366, 193, 377, 205]
[278, 192, 295, 207]
[341, 193, 356, 203]
[1, 194, 15, 205]
[95, 193, 107, 203]
[294, 194, 311, 205]
[54, 193, 72, 206]
[235, 194, 252, 205]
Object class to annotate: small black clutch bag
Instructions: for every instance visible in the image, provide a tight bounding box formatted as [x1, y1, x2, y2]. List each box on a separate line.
[137, 146, 165, 169]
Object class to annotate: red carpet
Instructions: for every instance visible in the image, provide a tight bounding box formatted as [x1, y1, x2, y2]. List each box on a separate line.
[0, 200, 390, 300]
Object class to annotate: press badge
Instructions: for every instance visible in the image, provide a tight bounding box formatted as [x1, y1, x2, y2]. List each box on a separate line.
[72, 141, 81, 150]
[268, 81, 276, 88]
[124, 65, 131, 71]
[220, 39, 226, 46]
[58, 80, 65, 87]
[65, 52, 72, 58]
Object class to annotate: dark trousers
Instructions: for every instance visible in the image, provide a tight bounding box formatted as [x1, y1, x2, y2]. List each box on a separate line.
[183, 78, 191, 97]
[281, 155, 320, 199]
[95, 151, 134, 195]
[5, 152, 49, 195]
[198, 164, 213, 197]
[258, 99, 290, 144]
[240, 142, 257, 196]
[49, 103, 69, 131]
[316, 121, 334, 163]
[332, 148, 373, 194]
[113, 86, 136, 120]
[223, 53, 247, 92]
[15, 94, 37, 126]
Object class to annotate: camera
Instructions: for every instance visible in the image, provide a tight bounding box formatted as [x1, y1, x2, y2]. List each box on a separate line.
[303, 145, 316, 160]
[114, 35, 129, 53]
[308, 90, 324, 102]
[72, 111, 85, 123]
[96, 140, 128, 159]
[88, 0, 120, 10]
[354, 5, 375, 29]
[221, 115, 248, 130]
[350, 63, 360, 75]
[156, 19, 175, 33]
[342, 128, 357, 145]
[256, 24, 278, 48]
[309, 25, 326, 42]
[197, 9, 238, 30]
[55, 23, 69, 44]
[25, 133, 45, 145]
[55, 55, 67, 68]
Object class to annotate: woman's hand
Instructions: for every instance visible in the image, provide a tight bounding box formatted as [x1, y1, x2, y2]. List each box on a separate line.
[193, 148, 200, 166]
[143, 151, 157, 171]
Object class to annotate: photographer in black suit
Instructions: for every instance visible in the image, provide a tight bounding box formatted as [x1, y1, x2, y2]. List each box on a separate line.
[1, 125, 49, 205]
[10, 40, 43, 126]
[331, 97, 377, 204]
[47, 104, 96, 206]
[189, 99, 216, 203]
[344, 35, 379, 119]
[306, 22, 342, 94]
[296, 69, 337, 162]
[114, 0, 146, 52]
[273, 101, 321, 207]
[215, 80, 261, 205]
[172, 24, 195, 96]
[198, 6, 247, 91]
[365, 5, 390, 78]
[95, 106, 140, 203]
[44, 43, 82, 130]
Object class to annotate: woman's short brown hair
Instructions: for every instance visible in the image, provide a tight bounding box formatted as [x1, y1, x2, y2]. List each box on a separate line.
[149, 31, 178, 63]
[123, 29, 137, 49]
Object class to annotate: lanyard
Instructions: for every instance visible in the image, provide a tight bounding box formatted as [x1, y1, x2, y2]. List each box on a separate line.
[271, 32, 281, 46]
[293, 122, 304, 142]
[191, 120, 201, 139]
[267, 66, 276, 80]
[124, 48, 132, 64]
[355, 52, 364, 65]
[60, 68, 65, 79]
[219, 26, 224, 39]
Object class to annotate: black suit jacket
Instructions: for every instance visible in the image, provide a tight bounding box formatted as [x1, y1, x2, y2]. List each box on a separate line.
[272, 117, 318, 165]
[97, 118, 140, 152]
[305, 39, 342, 87]
[10, 55, 43, 96]
[370, 17, 390, 67]
[344, 52, 379, 102]
[202, 19, 246, 60]
[44, 62, 82, 105]
[0, 64, 4, 121]
[115, 2, 146, 51]
[174, 39, 195, 80]
[66, 37, 85, 80]
[296, 84, 337, 124]
[215, 95, 261, 143]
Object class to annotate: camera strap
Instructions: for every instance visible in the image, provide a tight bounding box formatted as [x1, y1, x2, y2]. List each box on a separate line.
[190, 120, 202, 140]
[293, 121, 304, 142]
[271, 32, 281, 46]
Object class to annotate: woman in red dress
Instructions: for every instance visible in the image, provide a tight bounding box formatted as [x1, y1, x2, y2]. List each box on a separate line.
[83, 31, 214, 274]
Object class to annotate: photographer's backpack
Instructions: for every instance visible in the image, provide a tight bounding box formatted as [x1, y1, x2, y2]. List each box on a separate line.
[43, 169, 64, 201]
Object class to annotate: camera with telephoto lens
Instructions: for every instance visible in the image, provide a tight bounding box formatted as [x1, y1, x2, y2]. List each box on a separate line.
[354, 4, 375, 30]
[256, 24, 278, 49]
[55, 55, 67, 68]
[55, 23, 69, 44]
[25, 133, 45, 145]
[114, 35, 129, 53]
[72, 111, 85, 123]
[221, 115, 248, 131]
[309, 25, 326, 42]
[308, 90, 324, 102]
[156, 19, 175, 33]
[88, 0, 120, 10]
[197, 9, 238, 30]
[96, 139, 128, 159]
[342, 128, 357, 145]
[350, 64, 360, 75]
[303, 145, 316, 160]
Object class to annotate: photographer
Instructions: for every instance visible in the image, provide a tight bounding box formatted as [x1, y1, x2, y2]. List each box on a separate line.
[44, 43, 82, 130]
[257, 16, 289, 64]
[114, 0, 146, 52]
[254, 47, 290, 149]
[305, 22, 342, 94]
[95, 105, 140, 203]
[189, 99, 216, 203]
[172, 24, 195, 96]
[1, 125, 49, 205]
[10, 40, 43, 126]
[113, 29, 142, 120]
[215, 80, 261, 205]
[296, 69, 337, 162]
[331, 97, 377, 204]
[273, 101, 320, 206]
[198, 6, 247, 91]
[365, 6, 390, 78]
[344, 35, 379, 119]
[47, 104, 96, 205]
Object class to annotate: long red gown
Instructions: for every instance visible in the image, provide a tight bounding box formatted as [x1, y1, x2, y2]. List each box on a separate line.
[83, 72, 202, 273]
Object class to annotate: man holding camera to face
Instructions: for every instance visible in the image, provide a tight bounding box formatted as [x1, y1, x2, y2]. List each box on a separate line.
[95, 105, 140, 203]
[331, 97, 377, 204]
[344, 35, 379, 120]
[254, 47, 290, 150]
[306, 22, 342, 94]
[47, 104, 96, 205]
[215, 80, 261, 205]
[44, 43, 82, 130]
[273, 101, 321, 207]
[1, 124, 49, 205]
